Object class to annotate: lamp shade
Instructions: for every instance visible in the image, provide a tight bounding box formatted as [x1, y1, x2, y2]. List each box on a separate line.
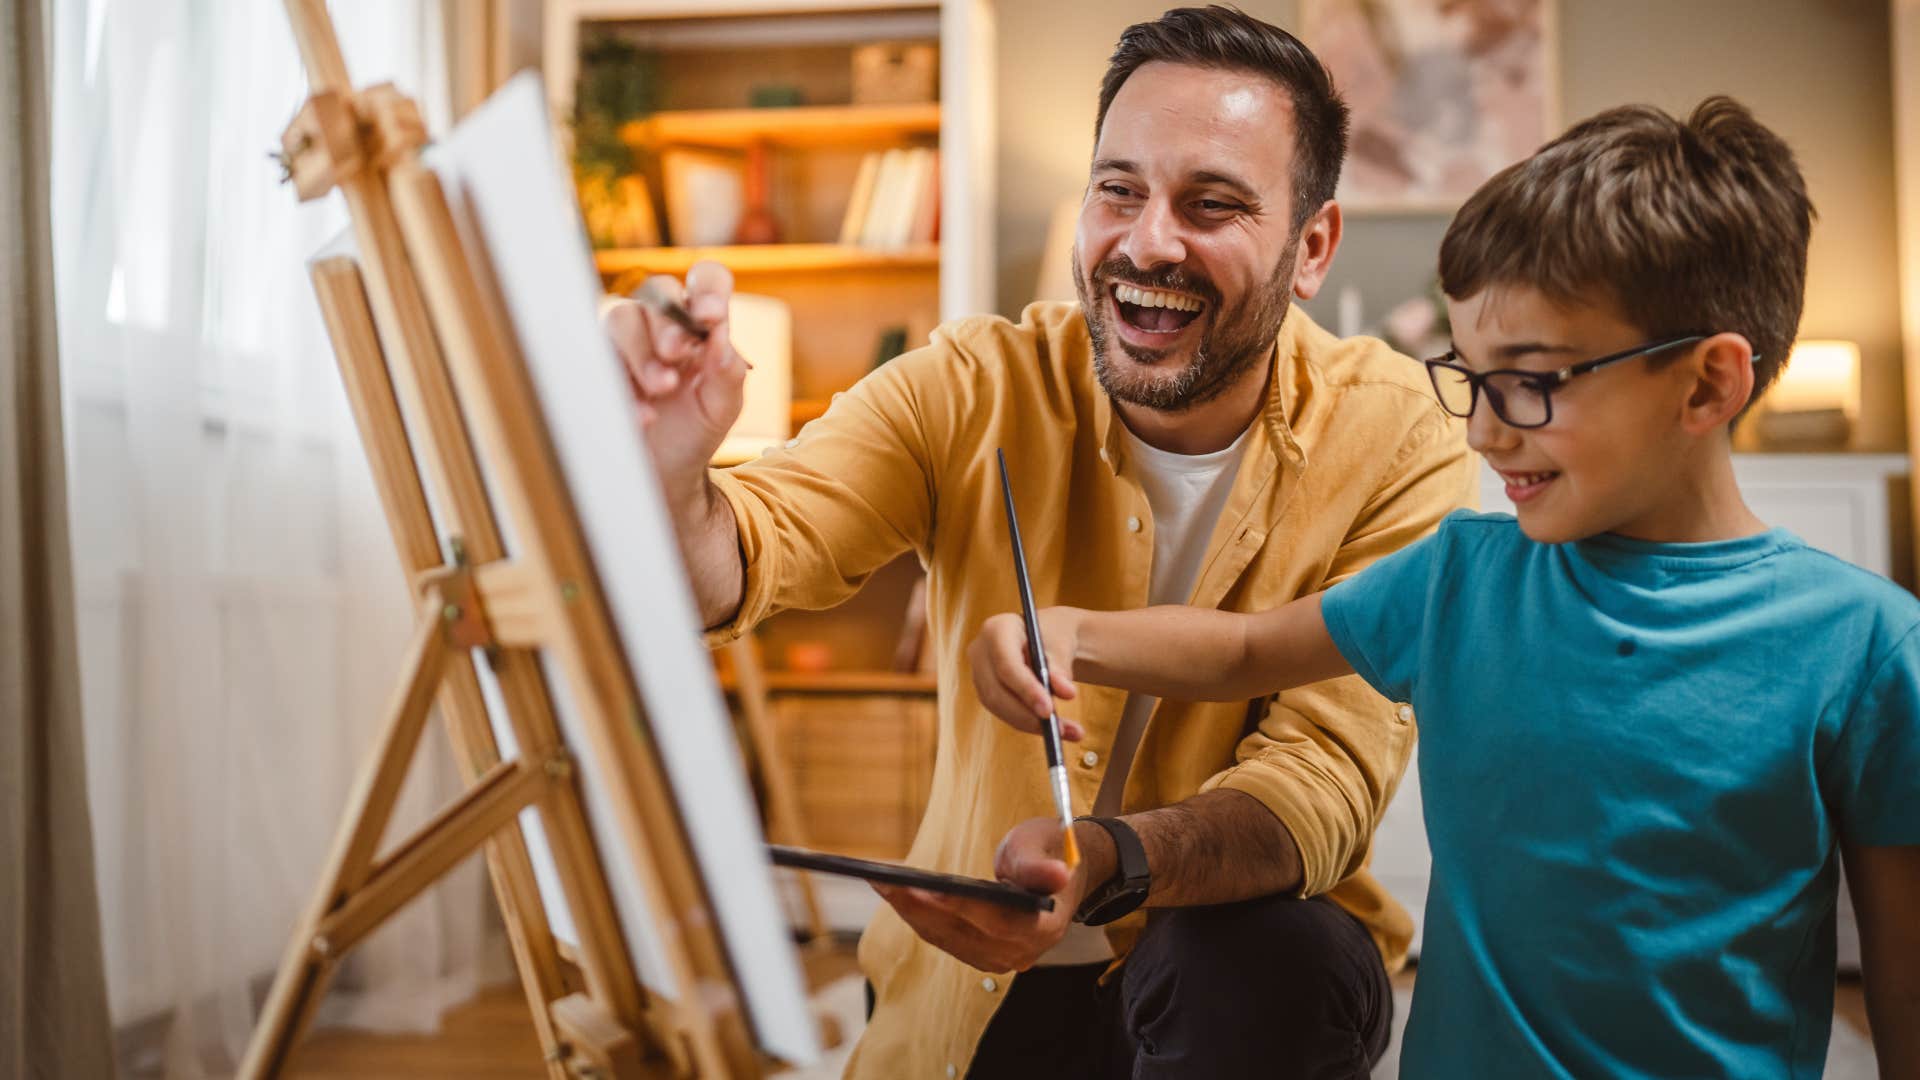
[712, 292, 792, 466]
[1772, 339, 1861, 417]
[1032, 197, 1082, 304]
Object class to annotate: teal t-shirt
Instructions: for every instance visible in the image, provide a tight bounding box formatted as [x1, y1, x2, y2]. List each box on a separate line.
[1321, 510, 1920, 1078]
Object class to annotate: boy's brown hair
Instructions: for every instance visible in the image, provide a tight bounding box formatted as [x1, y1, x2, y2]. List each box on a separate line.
[1439, 96, 1813, 412]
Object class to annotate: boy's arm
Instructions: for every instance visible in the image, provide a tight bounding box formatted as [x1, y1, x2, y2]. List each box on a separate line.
[969, 596, 1352, 731]
[1077, 594, 1352, 701]
[1843, 841, 1920, 1075]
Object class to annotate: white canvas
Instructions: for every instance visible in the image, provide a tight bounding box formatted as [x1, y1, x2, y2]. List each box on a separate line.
[413, 71, 819, 1066]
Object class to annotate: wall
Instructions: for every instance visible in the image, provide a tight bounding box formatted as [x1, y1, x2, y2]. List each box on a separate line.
[995, 0, 1905, 451]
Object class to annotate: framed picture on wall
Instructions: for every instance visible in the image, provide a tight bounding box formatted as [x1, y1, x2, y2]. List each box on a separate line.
[1301, 0, 1558, 213]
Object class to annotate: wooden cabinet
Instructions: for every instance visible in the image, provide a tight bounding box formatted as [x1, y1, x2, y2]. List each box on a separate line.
[732, 672, 937, 932]
[765, 676, 938, 860]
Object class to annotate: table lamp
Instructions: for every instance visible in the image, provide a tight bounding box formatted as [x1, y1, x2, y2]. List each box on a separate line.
[1758, 339, 1859, 448]
[712, 292, 793, 465]
[1033, 197, 1082, 303]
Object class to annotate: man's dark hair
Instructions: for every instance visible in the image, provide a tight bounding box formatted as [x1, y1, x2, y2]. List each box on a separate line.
[1439, 96, 1814, 414]
[1095, 5, 1350, 229]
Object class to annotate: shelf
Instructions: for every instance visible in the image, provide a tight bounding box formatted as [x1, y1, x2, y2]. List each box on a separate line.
[621, 102, 941, 150]
[721, 670, 938, 695]
[595, 243, 939, 278]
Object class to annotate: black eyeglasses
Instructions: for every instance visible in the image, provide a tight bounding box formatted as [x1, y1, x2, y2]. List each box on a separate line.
[1422, 334, 1718, 429]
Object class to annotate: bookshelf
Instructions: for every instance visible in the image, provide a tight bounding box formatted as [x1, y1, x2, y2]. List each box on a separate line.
[545, 1, 992, 888]
[545, 0, 994, 317]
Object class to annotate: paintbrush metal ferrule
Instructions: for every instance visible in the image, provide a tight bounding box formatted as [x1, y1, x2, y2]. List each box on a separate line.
[630, 279, 711, 342]
[1049, 763, 1075, 826]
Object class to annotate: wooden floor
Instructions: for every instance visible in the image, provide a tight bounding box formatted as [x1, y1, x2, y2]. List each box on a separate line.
[288, 948, 1873, 1077]
[287, 944, 860, 1079]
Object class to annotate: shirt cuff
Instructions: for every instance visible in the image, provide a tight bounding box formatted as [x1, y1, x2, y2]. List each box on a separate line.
[701, 468, 774, 647]
[1202, 761, 1346, 899]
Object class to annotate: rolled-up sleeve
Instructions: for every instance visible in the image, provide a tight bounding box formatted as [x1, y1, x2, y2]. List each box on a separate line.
[702, 344, 950, 646]
[1203, 407, 1474, 896]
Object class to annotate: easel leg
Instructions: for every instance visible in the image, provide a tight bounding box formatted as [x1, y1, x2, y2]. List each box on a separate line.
[239, 596, 449, 1077]
[726, 635, 829, 944]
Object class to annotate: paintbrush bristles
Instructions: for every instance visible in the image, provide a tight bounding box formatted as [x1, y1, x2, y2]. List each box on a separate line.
[1062, 825, 1081, 869]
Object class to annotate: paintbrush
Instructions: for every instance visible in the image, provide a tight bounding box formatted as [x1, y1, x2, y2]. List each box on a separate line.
[996, 449, 1080, 870]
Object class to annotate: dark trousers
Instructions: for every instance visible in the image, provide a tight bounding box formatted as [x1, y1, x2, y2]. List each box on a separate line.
[965, 895, 1393, 1079]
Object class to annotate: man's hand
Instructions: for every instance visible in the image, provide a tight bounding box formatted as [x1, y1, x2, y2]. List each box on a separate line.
[968, 607, 1087, 741]
[873, 816, 1114, 973]
[602, 261, 747, 508]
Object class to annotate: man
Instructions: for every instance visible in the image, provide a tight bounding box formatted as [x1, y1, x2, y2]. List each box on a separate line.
[607, 8, 1472, 1077]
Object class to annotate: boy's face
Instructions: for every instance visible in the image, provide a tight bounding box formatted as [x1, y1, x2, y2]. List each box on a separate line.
[1445, 286, 1707, 544]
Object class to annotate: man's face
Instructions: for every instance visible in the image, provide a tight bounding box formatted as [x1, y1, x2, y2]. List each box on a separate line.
[1075, 62, 1303, 412]
[1446, 286, 1704, 544]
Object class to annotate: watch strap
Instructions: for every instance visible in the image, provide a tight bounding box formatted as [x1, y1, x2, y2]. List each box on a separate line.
[1073, 816, 1149, 925]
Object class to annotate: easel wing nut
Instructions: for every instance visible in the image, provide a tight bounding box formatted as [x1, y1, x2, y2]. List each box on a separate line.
[279, 90, 362, 202]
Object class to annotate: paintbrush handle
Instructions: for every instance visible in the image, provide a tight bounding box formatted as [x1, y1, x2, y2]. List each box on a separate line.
[998, 449, 1069, 774]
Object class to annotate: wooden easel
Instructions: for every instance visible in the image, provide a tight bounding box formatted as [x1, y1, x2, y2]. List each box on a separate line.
[241, 3, 801, 1076]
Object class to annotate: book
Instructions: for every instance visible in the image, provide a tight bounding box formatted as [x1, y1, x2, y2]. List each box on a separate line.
[909, 148, 940, 246]
[885, 148, 931, 248]
[859, 147, 908, 249]
[838, 151, 882, 246]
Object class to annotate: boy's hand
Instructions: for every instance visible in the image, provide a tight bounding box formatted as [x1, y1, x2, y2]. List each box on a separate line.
[968, 607, 1085, 741]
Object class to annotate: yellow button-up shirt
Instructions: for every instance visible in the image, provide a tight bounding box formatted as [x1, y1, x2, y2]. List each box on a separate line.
[708, 302, 1473, 1078]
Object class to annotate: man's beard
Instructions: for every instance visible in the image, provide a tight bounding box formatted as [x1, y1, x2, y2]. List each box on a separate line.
[1075, 243, 1297, 413]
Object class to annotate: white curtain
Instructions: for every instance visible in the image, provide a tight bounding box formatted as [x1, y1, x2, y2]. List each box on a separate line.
[49, 1, 495, 1075]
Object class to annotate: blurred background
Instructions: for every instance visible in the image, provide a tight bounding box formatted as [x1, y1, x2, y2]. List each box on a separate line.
[10, 1, 1905, 1076]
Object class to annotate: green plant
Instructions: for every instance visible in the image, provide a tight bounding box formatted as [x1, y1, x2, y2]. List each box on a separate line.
[572, 32, 659, 178]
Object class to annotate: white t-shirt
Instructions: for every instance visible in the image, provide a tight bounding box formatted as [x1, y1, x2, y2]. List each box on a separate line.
[1041, 419, 1252, 965]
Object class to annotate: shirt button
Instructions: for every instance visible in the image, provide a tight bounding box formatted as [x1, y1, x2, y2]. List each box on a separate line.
[1098, 447, 1111, 464]
[1126, 515, 1141, 532]
[1396, 704, 1413, 722]
[946, 1065, 958, 1079]
[981, 976, 998, 992]
[1081, 750, 1099, 767]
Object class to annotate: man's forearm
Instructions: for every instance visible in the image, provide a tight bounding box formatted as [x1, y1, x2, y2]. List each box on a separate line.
[669, 476, 747, 629]
[1125, 788, 1305, 908]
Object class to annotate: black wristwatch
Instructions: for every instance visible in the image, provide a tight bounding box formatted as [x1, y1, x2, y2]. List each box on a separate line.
[1073, 816, 1151, 926]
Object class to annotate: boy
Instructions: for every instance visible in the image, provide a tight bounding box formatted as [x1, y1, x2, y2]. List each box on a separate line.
[970, 97, 1920, 1076]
